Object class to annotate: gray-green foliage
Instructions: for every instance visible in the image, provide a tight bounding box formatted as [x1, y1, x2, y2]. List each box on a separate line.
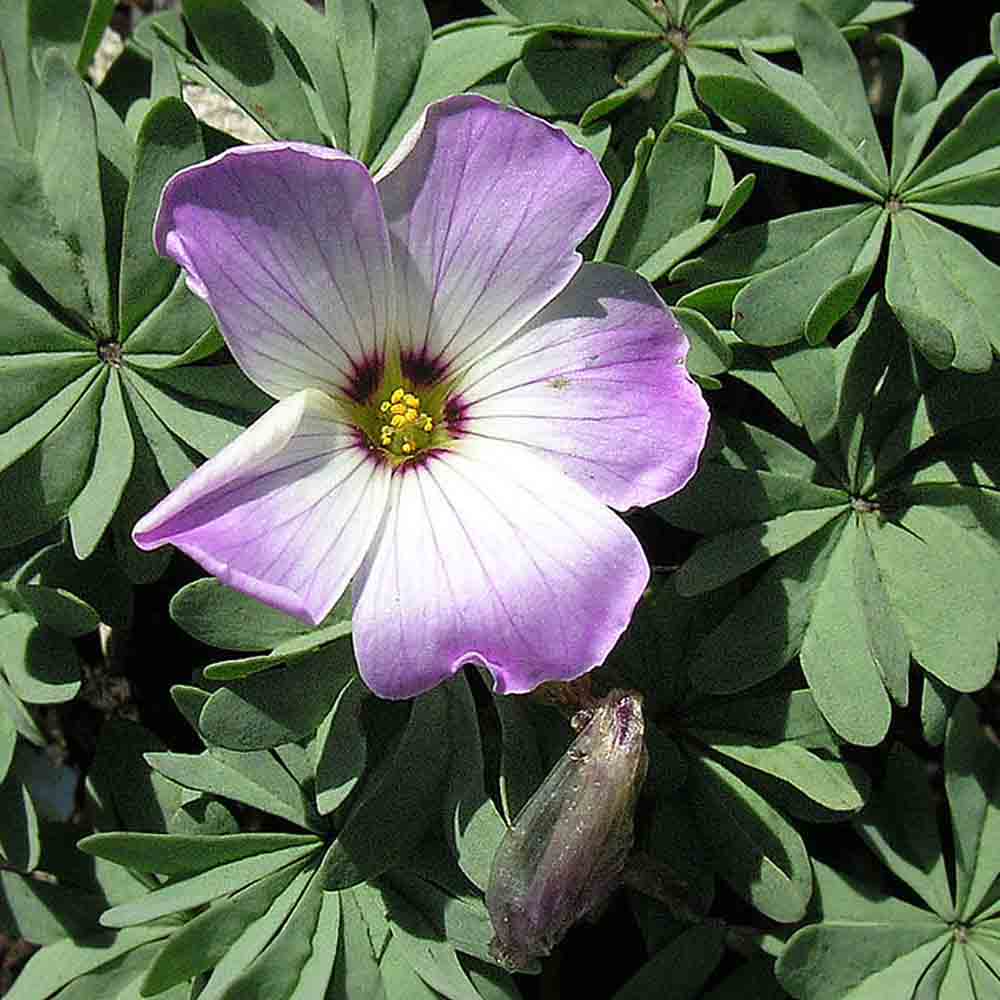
[658, 297, 1000, 746]
[1, 3, 999, 1000]
[0, 57, 269, 576]
[41, 677, 516, 1000]
[672, 3, 1000, 369]
[498, 1, 910, 125]
[777, 698, 1000, 999]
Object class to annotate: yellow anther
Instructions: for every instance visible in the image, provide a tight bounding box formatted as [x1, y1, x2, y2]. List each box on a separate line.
[390, 402, 407, 415]
[423, 418, 433, 432]
[390, 414, 406, 428]
[390, 388, 405, 404]
[403, 393, 420, 408]
[379, 401, 390, 412]
[401, 441, 414, 454]
[403, 409, 418, 424]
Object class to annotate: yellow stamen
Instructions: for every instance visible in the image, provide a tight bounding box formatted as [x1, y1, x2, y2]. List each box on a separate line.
[401, 441, 414, 454]
[403, 393, 420, 408]
[391, 388, 405, 404]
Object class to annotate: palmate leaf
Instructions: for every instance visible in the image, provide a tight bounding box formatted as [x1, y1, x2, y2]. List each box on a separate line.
[777, 698, 1000, 999]
[170, 576, 352, 682]
[500, 0, 907, 124]
[0, 92, 268, 576]
[674, 4, 1000, 369]
[1, 719, 232, 1000]
[657, 297, 1000, 746]
[599, 577, 866, 924]
[66, 678, 510, 999]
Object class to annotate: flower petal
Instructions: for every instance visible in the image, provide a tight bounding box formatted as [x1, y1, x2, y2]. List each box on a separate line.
[351, 438, 648, 699]
[134, 389, 391, 625]
[154, 143, 393, 401]
[455, 263, 711, 511]
[376, 95, 610, 376]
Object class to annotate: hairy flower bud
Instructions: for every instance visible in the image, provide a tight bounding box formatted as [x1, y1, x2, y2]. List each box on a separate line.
[486, 689, 648, 970]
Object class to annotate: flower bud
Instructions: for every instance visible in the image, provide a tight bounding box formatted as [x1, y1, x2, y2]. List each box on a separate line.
[486, 689, 647, 971]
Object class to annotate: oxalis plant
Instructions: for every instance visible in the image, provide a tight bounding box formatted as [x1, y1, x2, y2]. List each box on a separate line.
[1, 1, 998, 998]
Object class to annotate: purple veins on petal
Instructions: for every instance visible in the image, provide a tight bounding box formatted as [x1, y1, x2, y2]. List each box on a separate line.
[136, 94, 711, 700]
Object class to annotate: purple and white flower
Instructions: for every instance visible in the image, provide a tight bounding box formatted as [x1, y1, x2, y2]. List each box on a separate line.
[133, 95, 709, 700]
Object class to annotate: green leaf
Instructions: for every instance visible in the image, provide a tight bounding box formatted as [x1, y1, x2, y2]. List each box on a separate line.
[80, 830, 318, 876]
[4, 927, 171, 1000]
[703, 740, 866, 812]
[907, 172, 1000, 236]
[140, 860, 307, 994]
[288, 889, 341, 999]
[688, 520, 844, 694]
[779, 918, 948, 999]
[179, 860, 317, 999]
[945, 698, 1000, 921]
[857, 744, 954, 918]
[375, 883, 483, 1000]
[792, 2, 887, 183]
[35, 49, 112, 336]
[325, 687, 451, 889]
[0, 366, 104, 548]
[0, 352, 96, 436]
[100, 841, 318, 927]
[125, 366, 253, 458]
[677, 506, 846, 596]
[798, 517, 893, 746]
[178, 0, 323, 143]
[881, 36, 938, 188]
[121, 273, 215, 358]
[198, 641, 355, 750]
[870, 507, 998, 695]
[658, 463, 848, 536]
[0, 709, 14, 781]
[203, 860, 327, 1000]
[330, 0, 430, 162]
[508, 45, 617, 119]
[688, 0, 870, 51]
[903, 90, 1000, 195]
[581, 47, 674, 126]
[314, 677, 368, 816]
[0, 611, 81, 704]
[489, 0, 661, 32]
[735, 206, 886, 347]
[885, 208, 1000, 371]
[689, 71, 883, 198]
[613, 925, 725, 999]
[0, 773, 39, 871]
[674, 202, 867, 289]
[639, 173, 755, 284]
[688, 754, 812, 922]
[243, 0, 348, 147]
[441, 675, 508, 891]
[373, 21, 524, 169]
[853, 515, 909, 706]
[146, 746, 319, 831]
[171, 577, 314, 651]
[494, 696, 545, 824]
[686, 689, 838, 750]
[0, 270, 93, 354]
[119, 97, 204, 339]
[601, 114, 715, 271]
[68, 368, 134, 559]
[0, 148, 93, 321]
[27, 0, 101, 74]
